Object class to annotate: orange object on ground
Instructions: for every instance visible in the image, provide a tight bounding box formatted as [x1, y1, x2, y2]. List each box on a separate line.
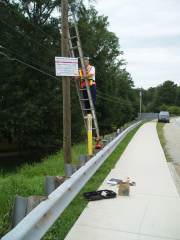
[95, 138, 102, 149]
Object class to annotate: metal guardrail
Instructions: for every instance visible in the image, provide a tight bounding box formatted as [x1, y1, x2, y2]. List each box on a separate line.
[1, 121, 141, 240]
[139, 112, 159, 120]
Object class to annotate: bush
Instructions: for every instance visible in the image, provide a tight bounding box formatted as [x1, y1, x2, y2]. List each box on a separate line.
[167, 105, 180, 115]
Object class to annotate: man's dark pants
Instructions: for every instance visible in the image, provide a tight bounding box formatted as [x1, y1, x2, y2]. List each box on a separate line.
[83, 85, 96, 112]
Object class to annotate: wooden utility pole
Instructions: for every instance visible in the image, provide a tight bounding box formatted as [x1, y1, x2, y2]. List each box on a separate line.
[61, 0, 72, 176]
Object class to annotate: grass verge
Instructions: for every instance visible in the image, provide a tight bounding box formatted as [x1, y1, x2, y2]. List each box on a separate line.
[0, 144, 87, 237]
[156, 122, 172, 162]
[0, 124, 141, 239]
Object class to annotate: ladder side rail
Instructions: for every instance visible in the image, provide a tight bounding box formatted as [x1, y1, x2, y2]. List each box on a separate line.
[71, 12, 100, 138]
[68, 30, 88, 130]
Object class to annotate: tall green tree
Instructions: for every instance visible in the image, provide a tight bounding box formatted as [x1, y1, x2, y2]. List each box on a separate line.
[143, 80, 180, 112]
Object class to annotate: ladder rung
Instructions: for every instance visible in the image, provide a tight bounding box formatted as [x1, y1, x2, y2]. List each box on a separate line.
[84, 115, 95, 119]
[70, 36, 77, 40]
[70, 46, 78, 50]
[69, 25, 75, 29]
[83, 108, 92, 111]
[79, 88, 87, 91]
[80, 98, 89, 101]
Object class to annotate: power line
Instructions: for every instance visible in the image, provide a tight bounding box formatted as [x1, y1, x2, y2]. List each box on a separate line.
[70, 82, 130, 106]
[0, 46, 59, 80]
[0, 41, 55, 75]
[69, 79, 132, 106]
[0, 0, 60, 45]
[0, 9, 60, 75]
[0, 0, 8, 6]
[97, 89, 123, 102]
[0, 19, 56, 53]
[97, 94, 124, 105]
[97, 90, 132, 106]
[0, 28, 131, 107]
[0, 51, 132, 125]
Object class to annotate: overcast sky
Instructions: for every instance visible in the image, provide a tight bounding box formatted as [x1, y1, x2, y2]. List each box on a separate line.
[93, 0, 180, 89]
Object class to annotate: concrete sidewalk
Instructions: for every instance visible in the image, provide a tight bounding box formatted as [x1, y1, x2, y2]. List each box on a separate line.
[65, 122, 180, 240]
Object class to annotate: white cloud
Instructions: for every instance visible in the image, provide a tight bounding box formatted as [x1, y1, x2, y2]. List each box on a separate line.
[124, 47, 180, 88]
[95, 0, 180, 88]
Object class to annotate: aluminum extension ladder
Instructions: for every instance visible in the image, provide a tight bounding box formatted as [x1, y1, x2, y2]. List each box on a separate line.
[68, 5, 100, 138]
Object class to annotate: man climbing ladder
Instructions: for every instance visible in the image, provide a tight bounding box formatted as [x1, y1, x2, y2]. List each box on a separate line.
[69, 4, 100, 139]
[79, 57, 96, 112]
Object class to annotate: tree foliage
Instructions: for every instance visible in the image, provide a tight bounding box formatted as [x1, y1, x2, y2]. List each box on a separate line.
[143, 80, 180, 113]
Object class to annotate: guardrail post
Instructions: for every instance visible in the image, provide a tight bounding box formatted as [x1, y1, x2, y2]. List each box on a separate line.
[12, 195, 47, 228]
[12, 196, 28, 228]
[79, 154, 87, 166]
[65, 163, 73, 177]
[45, 176, 67, 195]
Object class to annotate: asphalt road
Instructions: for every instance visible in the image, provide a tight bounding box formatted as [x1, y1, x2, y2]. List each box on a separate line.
[164, 117, 180, 164]
[164, 117, 180, 193]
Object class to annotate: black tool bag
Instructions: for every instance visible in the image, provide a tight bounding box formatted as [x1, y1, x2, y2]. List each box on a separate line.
[83, 189, 116, 201]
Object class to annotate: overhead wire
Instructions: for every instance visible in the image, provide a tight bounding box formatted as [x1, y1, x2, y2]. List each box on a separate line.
[97, 90, 132, 106]
[0, 3, 61, 78]
[97, 89, 124, 102]
[0, 46, 59, 81]
[69, 81, 131, 106]
[97, 94, 125, 105]
[0, 19, 55, 53]
[0, 44, 132, 107]
[0, 1, 60, 48]
[1, 2, 133, 108]
[0, 1, 132, 133]
[0, 41, 55, 75]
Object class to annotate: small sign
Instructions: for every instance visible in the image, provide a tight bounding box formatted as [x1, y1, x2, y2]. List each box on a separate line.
[55, 57, 78, 76]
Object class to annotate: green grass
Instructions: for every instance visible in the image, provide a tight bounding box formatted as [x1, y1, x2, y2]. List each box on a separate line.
[0, 125, 141, 239]
[0, 144, 87, 237]
[156, 122, 172, 162]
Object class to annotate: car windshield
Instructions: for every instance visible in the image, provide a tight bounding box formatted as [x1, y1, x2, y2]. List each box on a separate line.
[160, 112, 169, 116]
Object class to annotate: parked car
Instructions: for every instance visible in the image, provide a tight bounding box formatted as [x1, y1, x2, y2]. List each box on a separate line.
[158, 111, 170, 123]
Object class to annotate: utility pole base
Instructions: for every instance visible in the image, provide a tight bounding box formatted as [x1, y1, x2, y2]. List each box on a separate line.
[64, 163, 73, 177]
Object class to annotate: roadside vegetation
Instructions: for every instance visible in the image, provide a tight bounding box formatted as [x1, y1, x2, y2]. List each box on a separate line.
[142, 80, 180, 114]
[0, 125, 140, 239]
[0, 143, 86, 237]
[156, 122, 172, 162]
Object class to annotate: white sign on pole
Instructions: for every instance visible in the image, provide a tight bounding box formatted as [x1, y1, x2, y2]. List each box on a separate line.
[55, 57, 78, 76]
